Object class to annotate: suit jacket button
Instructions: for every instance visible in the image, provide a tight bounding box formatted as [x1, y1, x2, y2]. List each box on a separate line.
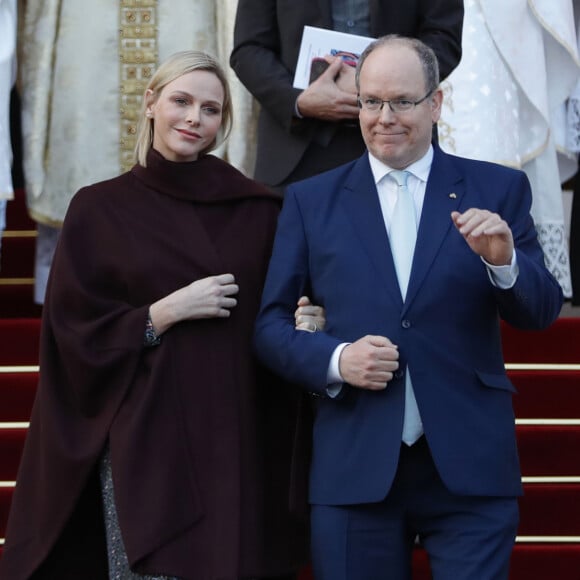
[401, 319, 411, 329]
[394, 370, 404, 379]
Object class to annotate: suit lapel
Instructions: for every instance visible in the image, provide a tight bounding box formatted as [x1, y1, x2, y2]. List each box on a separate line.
[339, 149, 466, 309]
[405, 147, 465, 308]
[340, 155, 403, 307]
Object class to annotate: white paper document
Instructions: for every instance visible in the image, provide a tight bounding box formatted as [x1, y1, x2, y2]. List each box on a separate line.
[292, 25, 375, 89]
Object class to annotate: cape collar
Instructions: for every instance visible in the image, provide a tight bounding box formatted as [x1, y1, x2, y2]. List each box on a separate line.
[131, 148, 281, 204]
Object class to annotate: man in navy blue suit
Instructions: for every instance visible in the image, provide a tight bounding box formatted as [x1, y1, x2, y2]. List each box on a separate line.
[254, 35, 563, 580]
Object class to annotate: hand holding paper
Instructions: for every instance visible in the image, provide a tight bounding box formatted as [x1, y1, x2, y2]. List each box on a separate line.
[296, 58, 359, 121]
[293, 26, 375, 89]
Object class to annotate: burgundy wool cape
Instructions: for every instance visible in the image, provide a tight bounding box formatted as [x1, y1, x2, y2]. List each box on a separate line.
[0, 150, 310, 579]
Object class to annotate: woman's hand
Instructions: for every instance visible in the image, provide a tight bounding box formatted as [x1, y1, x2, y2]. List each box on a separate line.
[294, 295, 326, 332]
[149, 273, 239, 336]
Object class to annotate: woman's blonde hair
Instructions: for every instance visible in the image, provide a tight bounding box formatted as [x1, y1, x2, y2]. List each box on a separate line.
[134, 50, 233, 166]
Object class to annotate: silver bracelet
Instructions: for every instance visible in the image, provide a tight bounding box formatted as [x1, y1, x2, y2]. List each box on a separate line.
[144, 311, 161, 347]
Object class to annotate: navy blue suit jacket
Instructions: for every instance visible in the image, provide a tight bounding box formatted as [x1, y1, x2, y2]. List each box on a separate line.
[254, 145, 563, 505]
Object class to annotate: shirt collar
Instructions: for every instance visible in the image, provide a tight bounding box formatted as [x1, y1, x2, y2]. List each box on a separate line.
[368, 146, 434, 186]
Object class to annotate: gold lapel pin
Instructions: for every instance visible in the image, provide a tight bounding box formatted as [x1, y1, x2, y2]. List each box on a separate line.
[449, 192, 457, 199]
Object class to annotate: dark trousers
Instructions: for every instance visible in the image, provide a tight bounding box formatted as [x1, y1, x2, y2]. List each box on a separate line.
[310, 437, 518, 580]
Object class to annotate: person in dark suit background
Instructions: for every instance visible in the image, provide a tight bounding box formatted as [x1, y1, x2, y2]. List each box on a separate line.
[253, 35, 563, 579]
[230, 0, 463, 190]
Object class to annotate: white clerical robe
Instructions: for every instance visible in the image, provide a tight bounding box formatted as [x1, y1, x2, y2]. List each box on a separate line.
[438, 0, 580, 297]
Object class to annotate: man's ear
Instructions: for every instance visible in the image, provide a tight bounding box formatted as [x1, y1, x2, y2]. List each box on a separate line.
[431, 87, 444, 123]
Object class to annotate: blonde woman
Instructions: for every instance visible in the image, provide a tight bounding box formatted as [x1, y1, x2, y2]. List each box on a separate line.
[1, 51, 320, 580]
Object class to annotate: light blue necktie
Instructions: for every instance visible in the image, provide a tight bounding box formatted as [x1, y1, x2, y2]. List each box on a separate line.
[389, 170, 416, 297]
[389, 170, 423, 445]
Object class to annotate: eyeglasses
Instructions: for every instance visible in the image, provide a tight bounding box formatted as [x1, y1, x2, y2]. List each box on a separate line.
[357, 90, 433, 114]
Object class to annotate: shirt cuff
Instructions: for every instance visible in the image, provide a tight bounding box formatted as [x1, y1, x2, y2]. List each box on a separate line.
[294, 97, 304, 119]
[482, 252, 519, 289]
[326, 342, 349, 398]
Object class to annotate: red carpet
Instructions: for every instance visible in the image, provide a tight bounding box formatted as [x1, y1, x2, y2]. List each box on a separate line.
[0, 188, 41, 319]
[1, 189, 580, 578]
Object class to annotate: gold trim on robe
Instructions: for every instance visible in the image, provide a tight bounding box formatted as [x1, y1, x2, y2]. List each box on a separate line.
[119, 0, 157, 174]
